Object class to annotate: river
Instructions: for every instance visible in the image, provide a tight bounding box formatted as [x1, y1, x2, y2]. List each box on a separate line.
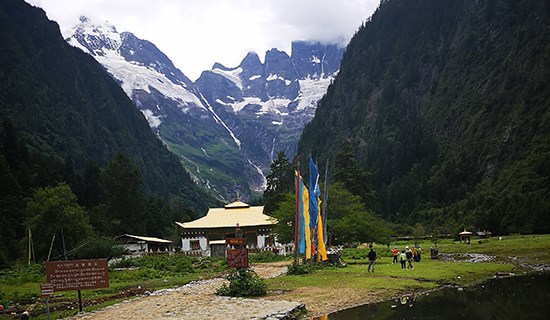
[320, 272, 550, 319]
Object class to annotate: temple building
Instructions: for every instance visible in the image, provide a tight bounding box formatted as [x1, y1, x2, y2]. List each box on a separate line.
[175, 200, 279, 257]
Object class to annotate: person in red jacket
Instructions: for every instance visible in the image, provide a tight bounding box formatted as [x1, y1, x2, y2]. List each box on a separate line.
[392, 246, 399, 264]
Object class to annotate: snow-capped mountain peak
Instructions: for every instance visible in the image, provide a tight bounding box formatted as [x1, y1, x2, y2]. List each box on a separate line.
[69, 16, 121, 55]
[65, 17, 343, 201]
[66, 17, 209, 120]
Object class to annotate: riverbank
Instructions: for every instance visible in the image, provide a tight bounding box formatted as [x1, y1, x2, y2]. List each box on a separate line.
[263, 234, 550, 317]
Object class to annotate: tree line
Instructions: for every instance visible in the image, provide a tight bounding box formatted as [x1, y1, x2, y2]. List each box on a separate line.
[0, 120, 198, 268]
[263, 145, 393, 248]
[263, 136, 550, 249]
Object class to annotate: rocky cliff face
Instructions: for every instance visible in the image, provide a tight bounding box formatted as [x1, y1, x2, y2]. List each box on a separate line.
[67, 17, 343, 200]
[196, 41, 344, 184]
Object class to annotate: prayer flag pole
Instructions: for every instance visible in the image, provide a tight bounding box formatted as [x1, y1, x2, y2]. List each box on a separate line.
[294, 161, 300, 264]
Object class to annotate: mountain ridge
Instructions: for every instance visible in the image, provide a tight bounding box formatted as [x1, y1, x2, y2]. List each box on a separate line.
[66, 17, 344, 201]
[0, 0, 214, 212]
[297, 0, 550, 234]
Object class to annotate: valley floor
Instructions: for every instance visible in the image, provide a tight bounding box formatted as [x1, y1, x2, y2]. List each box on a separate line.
[64, 262, 301, 320]
[62, 235, 550, 319]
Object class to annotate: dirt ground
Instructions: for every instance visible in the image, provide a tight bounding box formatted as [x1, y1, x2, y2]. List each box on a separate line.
[254, 261, 380, 316]
[64, 261, 373, 319]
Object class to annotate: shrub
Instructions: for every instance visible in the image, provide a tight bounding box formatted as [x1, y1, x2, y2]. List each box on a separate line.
[74, 235, 126, 260]
[216, 268, 267, 297]
[341, 248, 370, 261]
[110, 257, 140, 269]
[171, 255, 194, 273]
[286, 261, 313, 275]
[0, 264, 44, 285]
[248, 250, 288, 263]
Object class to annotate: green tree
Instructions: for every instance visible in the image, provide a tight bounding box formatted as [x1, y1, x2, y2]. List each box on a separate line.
[327, 182, 391, 245]
[25, 183, 93, 261]
[333, 140, 375, 208]
[101, 153, 147, 235]
[0, 155, 25, 267]
[73, 234, 126, 260]
[263, 151, 293, 214]
[146, 195, 173, 237]
[81, 160, 103, 209]
[269, 193, 296, 244]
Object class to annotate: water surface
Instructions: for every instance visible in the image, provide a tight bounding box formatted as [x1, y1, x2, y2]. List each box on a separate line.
[323, 273, 550, 320]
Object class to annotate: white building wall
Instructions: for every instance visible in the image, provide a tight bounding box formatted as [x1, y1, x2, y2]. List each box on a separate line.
[257, 234, 267, 248]
[124, 243, 146, 253]
[181, 236, 207, 251]
[199, 237, 207, 250]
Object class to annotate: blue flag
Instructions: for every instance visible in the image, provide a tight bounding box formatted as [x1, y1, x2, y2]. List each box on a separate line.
[309, 155, 320, 231]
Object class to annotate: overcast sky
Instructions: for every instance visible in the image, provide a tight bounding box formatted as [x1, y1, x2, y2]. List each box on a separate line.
[26, 0, 379, 81]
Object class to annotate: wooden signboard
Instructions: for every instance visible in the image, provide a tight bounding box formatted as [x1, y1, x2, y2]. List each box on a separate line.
[40, 283, 54, 298]
[227, 249, 249, 268]
[45, 259, 109, 292]
[226, 238, 247, 246]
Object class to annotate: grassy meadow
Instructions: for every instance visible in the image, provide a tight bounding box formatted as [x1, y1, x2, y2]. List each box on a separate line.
[265, 234, 550, 314]
[0, 255, 228, 319]
[0, 235, 548, 319]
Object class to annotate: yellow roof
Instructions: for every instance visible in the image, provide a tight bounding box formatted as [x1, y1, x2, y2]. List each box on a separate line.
[175, 201, 277, 229]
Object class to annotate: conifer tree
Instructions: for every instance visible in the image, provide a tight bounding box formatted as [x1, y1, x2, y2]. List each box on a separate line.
[333, 140, 375, 207]
[263, 151, 293, 214]
[101, 153, 147, 235]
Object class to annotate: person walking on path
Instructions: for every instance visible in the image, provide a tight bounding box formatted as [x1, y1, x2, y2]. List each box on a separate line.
[392, 246, 399, 264]
[405, 246, 414, 269]
[399, 250, 407, 270]
[367, 248, 377, 273]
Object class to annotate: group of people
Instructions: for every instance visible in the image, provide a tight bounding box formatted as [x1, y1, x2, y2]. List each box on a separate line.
[366, 244, 422, 273]
[392, 245, 421, 270]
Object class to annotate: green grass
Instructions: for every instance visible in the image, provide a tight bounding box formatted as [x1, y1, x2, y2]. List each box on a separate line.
[0, 255, 228, 320]
[434, 234, 550, 264]
[1, 235, 548, 319]
[267, 257, 514, 295]
[265, 234, 550, 310]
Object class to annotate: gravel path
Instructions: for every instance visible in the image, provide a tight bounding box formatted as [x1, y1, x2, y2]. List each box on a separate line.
[65, 262, 303, 320]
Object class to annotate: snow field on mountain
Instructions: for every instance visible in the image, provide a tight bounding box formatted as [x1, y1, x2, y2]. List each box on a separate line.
[95, 50, 206, 110]
[212, 67, 244, 90]
[296, 76, 333, 111]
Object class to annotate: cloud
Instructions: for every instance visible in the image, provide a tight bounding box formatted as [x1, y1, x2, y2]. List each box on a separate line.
[26, 0, 378, 80]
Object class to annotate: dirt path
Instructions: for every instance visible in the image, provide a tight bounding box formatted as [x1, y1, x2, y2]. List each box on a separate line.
[65, 261, 376, 319]
[66, 262, 303, 320]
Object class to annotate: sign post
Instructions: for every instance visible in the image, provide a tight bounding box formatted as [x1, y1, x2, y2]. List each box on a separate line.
[45, 259, 110, 313]
[226, 225, 249, 268]
[40, 283, 54, 320]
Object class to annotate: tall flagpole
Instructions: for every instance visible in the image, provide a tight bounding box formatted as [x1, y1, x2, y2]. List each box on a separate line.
[309, 154, 319, 265]
[323, 159, 329, 245]
[294, 161, 300, 264]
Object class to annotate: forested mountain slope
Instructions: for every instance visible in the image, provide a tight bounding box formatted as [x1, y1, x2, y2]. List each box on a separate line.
[298, 0, 550, 234]
[0, 0, 214, 211]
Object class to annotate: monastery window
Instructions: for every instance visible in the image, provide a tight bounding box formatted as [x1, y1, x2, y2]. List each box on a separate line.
[190, 240, 200, 250]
